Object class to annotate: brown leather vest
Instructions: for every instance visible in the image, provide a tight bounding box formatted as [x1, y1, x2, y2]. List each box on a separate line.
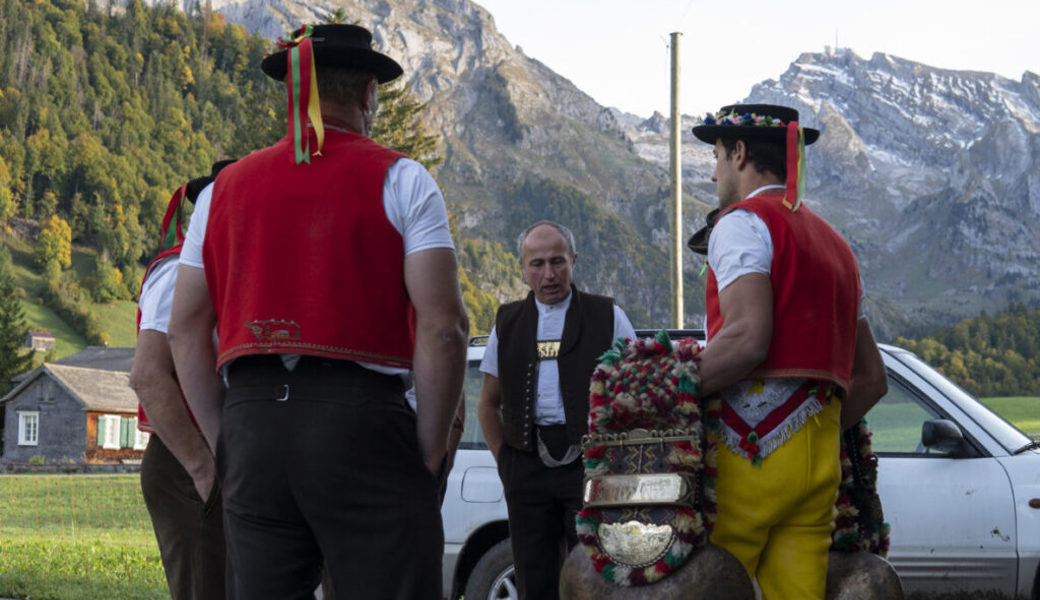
[496, 287, 614, 450]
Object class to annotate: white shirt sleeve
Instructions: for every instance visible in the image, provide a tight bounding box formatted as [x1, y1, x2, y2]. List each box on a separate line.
[480, 326, 500, 377]
[137, 257, 179, 333]
[613, 305, 637, 343]
[383, 158, 454, 255]
[179, 182, 213, 269]
[707, 209, 773, 292]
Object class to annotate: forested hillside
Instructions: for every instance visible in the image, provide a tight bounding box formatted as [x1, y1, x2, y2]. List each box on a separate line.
[0, 0, 519, 352]
[0, 0, 283, 347]
[895, 305, 1040, 397]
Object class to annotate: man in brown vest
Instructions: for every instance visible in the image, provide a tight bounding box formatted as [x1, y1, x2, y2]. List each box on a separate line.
[477, 220, 636, 600]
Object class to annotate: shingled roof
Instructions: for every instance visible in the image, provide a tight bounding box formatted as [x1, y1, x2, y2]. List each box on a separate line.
[53, 346, 135, 373]
[1, 364, 137, 414]
[10, 346, 135, 384]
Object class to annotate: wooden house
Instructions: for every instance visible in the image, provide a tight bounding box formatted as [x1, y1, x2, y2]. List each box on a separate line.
[1, 360, 147, 466]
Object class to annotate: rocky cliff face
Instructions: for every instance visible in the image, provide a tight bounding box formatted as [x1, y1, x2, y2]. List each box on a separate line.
[177, 2, 1040, 337]
[741, 50, 1040, 335]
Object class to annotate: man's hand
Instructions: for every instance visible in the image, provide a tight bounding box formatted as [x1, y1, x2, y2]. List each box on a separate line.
[405, 248, 469, 477]
[130, 329, 216, 501]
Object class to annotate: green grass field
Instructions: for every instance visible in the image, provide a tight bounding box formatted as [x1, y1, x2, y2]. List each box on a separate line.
[0, 475, 166, 600]
[92, 300, 141, 348]
[4, 232, 140, 363]
[981, 397, 1040, 437]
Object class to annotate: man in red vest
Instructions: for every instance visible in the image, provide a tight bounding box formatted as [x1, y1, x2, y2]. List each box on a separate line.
[167, 24, 468, 600]
[690, 104, 888, 599]
[130, 161, 232, 600]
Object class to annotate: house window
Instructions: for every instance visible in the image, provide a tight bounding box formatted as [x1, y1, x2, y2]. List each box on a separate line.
[97, 415, 147, 450]
[18, 411, 39, 446]
[97, 415, 122, 450]
[134, 426, 150, 451]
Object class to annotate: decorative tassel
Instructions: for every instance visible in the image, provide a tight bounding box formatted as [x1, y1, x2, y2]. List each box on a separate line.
[279, 25, 325, 164]
[781, 121, 805, 211]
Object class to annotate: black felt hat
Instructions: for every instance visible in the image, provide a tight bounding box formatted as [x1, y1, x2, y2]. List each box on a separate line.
[260, 24, 402, 84]
[185, 159, 235, 204]
[686, 208, 721, 256]
[692, 103, 819, 145]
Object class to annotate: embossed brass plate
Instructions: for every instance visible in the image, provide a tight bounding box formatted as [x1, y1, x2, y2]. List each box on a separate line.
[584, 473, 687, 507]
[536, 340, 561, 360]
[599, 521, 674, 566]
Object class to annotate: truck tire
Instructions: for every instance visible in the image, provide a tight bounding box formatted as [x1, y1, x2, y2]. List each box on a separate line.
[463, 539, 517, 600]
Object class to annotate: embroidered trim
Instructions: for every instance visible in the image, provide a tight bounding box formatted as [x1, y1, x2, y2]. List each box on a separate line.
[216, 343, 411, 369]
[719, 382, 832, 464]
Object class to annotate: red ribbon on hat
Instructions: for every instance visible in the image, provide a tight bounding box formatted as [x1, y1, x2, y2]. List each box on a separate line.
[159, 183, 188, 251]
[277, 25, 325, 164]
[781, 121, 805, 212]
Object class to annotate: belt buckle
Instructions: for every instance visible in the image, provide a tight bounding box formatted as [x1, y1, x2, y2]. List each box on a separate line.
[275, 384, 290, 402]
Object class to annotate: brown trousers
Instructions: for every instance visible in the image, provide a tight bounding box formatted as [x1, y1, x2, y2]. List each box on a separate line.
[141, 435, 228, 600]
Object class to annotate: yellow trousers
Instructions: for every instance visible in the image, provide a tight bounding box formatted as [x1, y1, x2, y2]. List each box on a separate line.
[709, 400, 841, 600]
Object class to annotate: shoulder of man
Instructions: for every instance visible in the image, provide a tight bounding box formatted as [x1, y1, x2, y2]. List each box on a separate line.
[575, 289, 615, 305]
[495, 294, 530, 325]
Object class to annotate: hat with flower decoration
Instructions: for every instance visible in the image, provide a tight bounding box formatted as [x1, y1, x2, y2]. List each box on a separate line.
[260, 24, 402, 165]
[692, 104, 818, 211]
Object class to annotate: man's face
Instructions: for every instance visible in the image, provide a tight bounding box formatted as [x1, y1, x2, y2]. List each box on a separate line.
[521, 225, 575, 305]
[711, 139, 740, 208]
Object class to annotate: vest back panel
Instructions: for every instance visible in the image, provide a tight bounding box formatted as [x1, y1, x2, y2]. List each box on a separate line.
[203, 130, 413, 369]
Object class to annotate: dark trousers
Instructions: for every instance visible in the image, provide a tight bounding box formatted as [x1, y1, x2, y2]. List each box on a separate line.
[219, 356, 443, 600]
[140, 435, 227, 600]
[498, 435, 584, 600]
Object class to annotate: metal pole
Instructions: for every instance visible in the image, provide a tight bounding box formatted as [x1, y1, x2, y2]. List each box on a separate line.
[669, 32, 683, 329]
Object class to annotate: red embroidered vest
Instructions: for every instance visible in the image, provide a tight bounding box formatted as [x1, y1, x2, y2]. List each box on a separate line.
[203, 130, 413, 369]
[706, 192, 861, 392]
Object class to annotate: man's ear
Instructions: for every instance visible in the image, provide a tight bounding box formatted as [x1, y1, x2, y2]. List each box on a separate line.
[734, 140, 749, 170]
[571, 252, 578, 267]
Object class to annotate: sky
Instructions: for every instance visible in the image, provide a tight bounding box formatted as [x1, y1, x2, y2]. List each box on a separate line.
[472, 0, 1040, 118]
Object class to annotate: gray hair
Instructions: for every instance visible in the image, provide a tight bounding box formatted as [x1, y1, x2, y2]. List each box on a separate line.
[516, 220, 577, 259]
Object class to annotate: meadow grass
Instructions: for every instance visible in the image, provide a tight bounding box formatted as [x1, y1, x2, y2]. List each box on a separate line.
[19, 300, 87, 362]
[980, 397, 1040, 437]
[0, 474, 167, 600]
[91, 299, 140, 347]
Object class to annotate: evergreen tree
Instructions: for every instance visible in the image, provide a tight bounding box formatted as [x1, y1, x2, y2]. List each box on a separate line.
[0, 247, 33, 393]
